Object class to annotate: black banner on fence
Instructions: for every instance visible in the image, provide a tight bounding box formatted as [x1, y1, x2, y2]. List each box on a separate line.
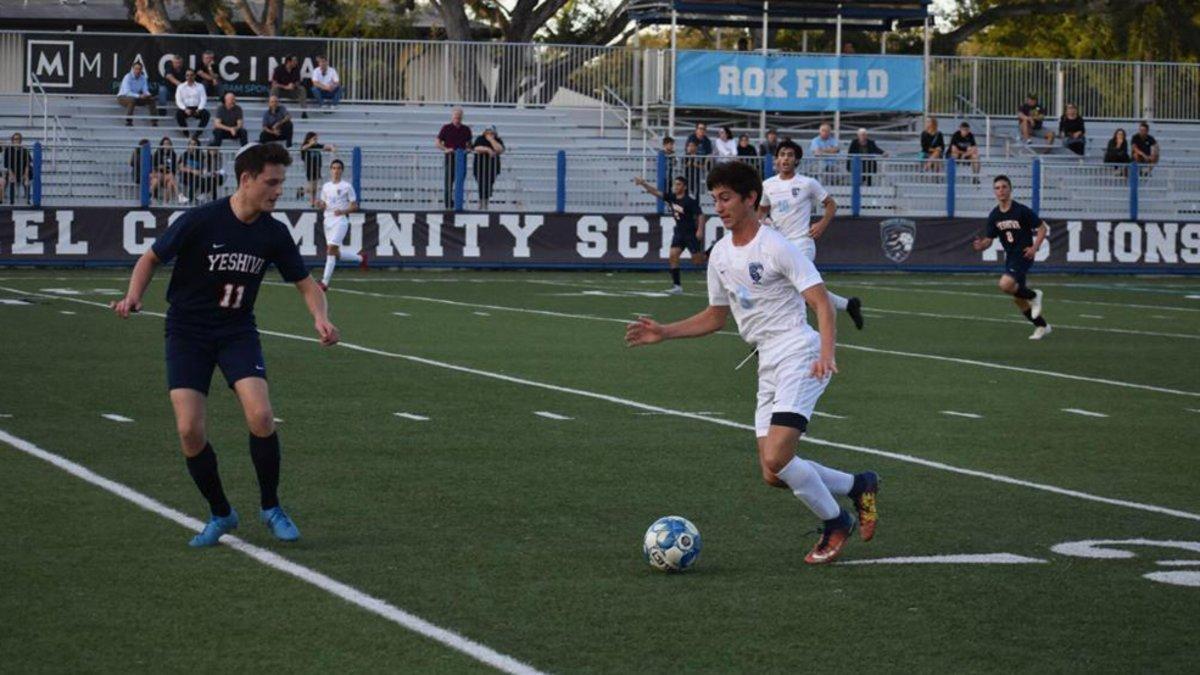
[23, 32, 325, 97]
[1, 209, 1198, 272]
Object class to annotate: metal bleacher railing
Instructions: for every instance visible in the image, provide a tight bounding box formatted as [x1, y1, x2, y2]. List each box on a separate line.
[23, 143, 1200, 220]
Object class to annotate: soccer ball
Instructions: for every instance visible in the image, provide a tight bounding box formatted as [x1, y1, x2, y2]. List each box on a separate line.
[643, 516, 702, 572]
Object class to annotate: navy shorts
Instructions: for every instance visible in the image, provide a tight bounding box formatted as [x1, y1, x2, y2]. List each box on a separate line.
[1003, 254, 1034, 287]
[165, 330, 266, 395]
[671, 229, 704, 255]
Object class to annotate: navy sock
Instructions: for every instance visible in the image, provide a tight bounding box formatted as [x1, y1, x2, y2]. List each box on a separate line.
[848, 473, 869, 499]
[186, 444, 232, 518]
[669, 267, 681, 286]
[1022, 309, 1048, 327]
[1015, 286, 1036, 300]
[823, 509, 852, 531]
[249, 432, 281, 510]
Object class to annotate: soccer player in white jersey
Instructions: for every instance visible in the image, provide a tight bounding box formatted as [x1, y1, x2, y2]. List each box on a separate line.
[759, 140, 865, 330]
[625, 161, 879, 565]
[314, 158, 366, 290]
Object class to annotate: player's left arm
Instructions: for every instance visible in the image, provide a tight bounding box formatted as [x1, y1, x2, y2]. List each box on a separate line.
[809, 194, 837, 239]
[1026, 220, 1049, 259]
[340, 200, 359, 216]
[695, 213, 707, 240]
[295, 276, 340, 346]
[111, 249, 161, 318]
[801, 283, 838, 379]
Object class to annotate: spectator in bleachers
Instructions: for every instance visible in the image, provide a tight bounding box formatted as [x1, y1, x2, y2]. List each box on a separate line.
[310, 55, 343, 109]
[436, 107, 472, 209]
[1104, 128, 1131, 177]
[2, 132, 32, 204]
[736, 134, 757, 157]
[682, 139, 705, 198]
[259, 95, 294, 147]
[1131, 121, 1159, 169]
[152, 136, 181, 204]
[129, 138, 150, 189]
[661, 136, 676, 186]
[116, 62, 159, 127]
[197, 50, 223, 99]
[174, 69, 210, 141]
[1057, 103, 1086, 156]
[759, 128, 779, 158]
[714, 126, 737, 162]
[301, 131, 337, 205]
[210, 92, 249, 147]
[271, 55, 308, 119]
[949, 121, 981, 177]
[1017, 93, 1053, 144]
[178, 137, 206, 203]
[847, 128, 886, 186]
[472, 125, 506, 210]
[919, 118, 945, 173]
[809, 123, 840, 175]
[158, 54, 186, 109]
[686, 122, 713, 157]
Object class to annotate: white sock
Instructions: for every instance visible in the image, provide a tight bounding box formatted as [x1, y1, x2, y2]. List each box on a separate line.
[828, 290, 850, 311]
[338, 249, 360, 262]
[775, 457, 840, 520]
[807, 461, 854, 496]
[322, 255, 336, 285]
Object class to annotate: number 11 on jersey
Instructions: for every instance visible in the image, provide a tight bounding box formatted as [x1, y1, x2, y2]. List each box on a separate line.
[219, 283, 245, 309]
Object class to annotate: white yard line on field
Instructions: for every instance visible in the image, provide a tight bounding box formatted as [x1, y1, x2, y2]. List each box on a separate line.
[101, 414, 134, 423]
[1062, 408, 1109, 418]
[941, 411, 983, 419]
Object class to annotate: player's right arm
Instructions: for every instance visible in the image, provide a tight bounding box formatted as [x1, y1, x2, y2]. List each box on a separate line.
[625, 306, 730, 347]
[111, 249, 161, 318]
[632, 176, 663, 199]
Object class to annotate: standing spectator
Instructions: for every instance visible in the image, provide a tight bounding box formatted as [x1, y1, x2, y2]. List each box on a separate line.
[270, 55, 308, 119]
[158, 54, 186, 108]
[682, 139, 705, 199]
[200, 147, 225, 202]
[949, 121, 981, 177]
[129, 138, 150, 190]
[174, 69, 210, 140]
[196, 50, 223, 99]
[1057, 103, 1086, 156]
[847, 127, 886, 186]
[210, 92, 248, 147]
[736, 134, 757, 157]
[1017, 93, 1053, 144]
[471, 125, 505, 210]
[2, 132, 32, 204]
[758, 128, 779, 158]
[1131, 121, 1160, 169]
[259, 95, 294, 147]
[310, 55, 343, 109]
[152, 136, 182, 204]
[1105, 128, 1131, 177]
[919, 118, 945, 173]
[809, 122, 840, 176]
[714, 126, 737, 162]
[435, 107, 472, 209]
[116, 62, 159, 127]
[686, 122, 713, 157]
[178, 137, 206, 203]
[661, 136, 676, 187]
[301, 131, 337, 204]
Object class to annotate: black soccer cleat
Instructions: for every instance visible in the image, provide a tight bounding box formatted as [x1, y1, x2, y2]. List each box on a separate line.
[846, 297, 864, 330]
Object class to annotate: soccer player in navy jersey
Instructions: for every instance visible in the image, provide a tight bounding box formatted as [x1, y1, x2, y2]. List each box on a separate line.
[111, 143, 339, 547]
[972, 175, 1052, 340]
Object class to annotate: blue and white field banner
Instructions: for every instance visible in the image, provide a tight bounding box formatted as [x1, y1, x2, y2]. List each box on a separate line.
[675, 51, 925, 112]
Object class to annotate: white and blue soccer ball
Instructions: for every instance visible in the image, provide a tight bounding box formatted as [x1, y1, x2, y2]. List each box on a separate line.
[643, 516, 702, 572]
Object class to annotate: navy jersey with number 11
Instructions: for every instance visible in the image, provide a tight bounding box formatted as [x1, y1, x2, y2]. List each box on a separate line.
[152, 197, 309, 336]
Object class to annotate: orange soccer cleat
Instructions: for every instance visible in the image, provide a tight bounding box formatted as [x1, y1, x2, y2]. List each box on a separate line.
[852, 471, 880, 542]
[804, 513, 856, 565]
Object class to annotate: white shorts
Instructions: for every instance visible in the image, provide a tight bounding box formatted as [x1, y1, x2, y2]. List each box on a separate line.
[324, 217, 349, 247]
[754, 341, 830, 438]
[794, 237, 816, 262]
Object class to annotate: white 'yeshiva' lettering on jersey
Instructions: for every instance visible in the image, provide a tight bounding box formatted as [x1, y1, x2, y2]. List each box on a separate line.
[707, 225, 824, 360]
[760, 173, 828, 244]
[320, 180, 357, 226]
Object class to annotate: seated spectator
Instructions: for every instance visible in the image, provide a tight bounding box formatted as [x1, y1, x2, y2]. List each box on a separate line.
[685, 122, 713, 158]
[129, 138, 150, 188]
[1104, 128, 1131, 177]
[152, 136, 181, 203]
[116, 62, 159, 127]
[1131, 121, 1159, 169]
[196, 50, 223, 99]
[300, 131, 337, 204]
[174, 69, 210, 140]
[271, 55, 308, 119]
[472, 125, 505, 210]
[949, 121, 981, 177]
[3, 132, 32, 204]
[210, 92, 249, 147]
[714, 126, 737, 162]
[158, 54, 186, 108]
[1017, 93, 1054, 144]
[178, 138, 206, 203]
[847, 127, 886, 185]
[310, 55, 342, 109]
[1057, 103, 1086, 156]
[920, 118, 945, 173]
[682, 139, 705, 198]
[809, 123, 840, 174]
[259, 95, 294, 147]
[736, 133, 757, 157]
[758, 128, 779, 158]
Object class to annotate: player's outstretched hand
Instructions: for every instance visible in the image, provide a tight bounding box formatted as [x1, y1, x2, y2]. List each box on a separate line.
[1022, 245, 1037, 259]
[971, 236, 990, 252]
[810, 355, 838, 379]
[625, 316, 664, 347]
[316, 318, 340, 346]
[110, 296, 142, 318]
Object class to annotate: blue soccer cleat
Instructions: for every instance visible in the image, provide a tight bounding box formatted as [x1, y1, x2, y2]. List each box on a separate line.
[189, 509, 240, 548]
[261, 506, 301, 542]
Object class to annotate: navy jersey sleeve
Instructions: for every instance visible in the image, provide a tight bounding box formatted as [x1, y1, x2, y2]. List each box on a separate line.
[687, 198, 703, 220]
[985, 210, 999, 239]
[151, 211, 200, 263]
[273, 225, 309, 283]
[1021, 205, 1040, 232]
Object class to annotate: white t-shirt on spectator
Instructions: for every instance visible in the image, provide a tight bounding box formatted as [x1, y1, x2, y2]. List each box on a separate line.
[175, 82, 206, 110]
[312, 67, 340, 89]
[714, 137, 738, 161]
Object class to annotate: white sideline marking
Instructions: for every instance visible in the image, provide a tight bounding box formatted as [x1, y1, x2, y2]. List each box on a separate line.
[842, 553, 1047, 565]
[0, 429, 544, 675]
[395, 412, 430, 421]
[1079, 314, 1104, 319]
[1063, 408, 1109, 418]
[101, 414, 134, 423]
[812, 411, 847, 419]
[864, 306, 1200, 341]
[39, 287, 82, 295]
[10, 287, 1200, 524]
[635, 411, 723, 416]
[534, 411, 572, 421]
[1188, 409, 1200, 414]
[274, 417, 284, 423]
[941, 411, 983, 419]
[838, 282, 1200, 314]
[0, 414, 12, 418]
[0, 298, 31, 305]
[472, 311, 492, 317]
[392, 311, 410, 317]
[60, 310, 76, 315]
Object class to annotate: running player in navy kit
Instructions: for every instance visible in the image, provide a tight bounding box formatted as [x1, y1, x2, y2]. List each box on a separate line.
[633, 175, 707, 294]
[111, 143, 339, 547]
[972, 175, 1052, 339]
